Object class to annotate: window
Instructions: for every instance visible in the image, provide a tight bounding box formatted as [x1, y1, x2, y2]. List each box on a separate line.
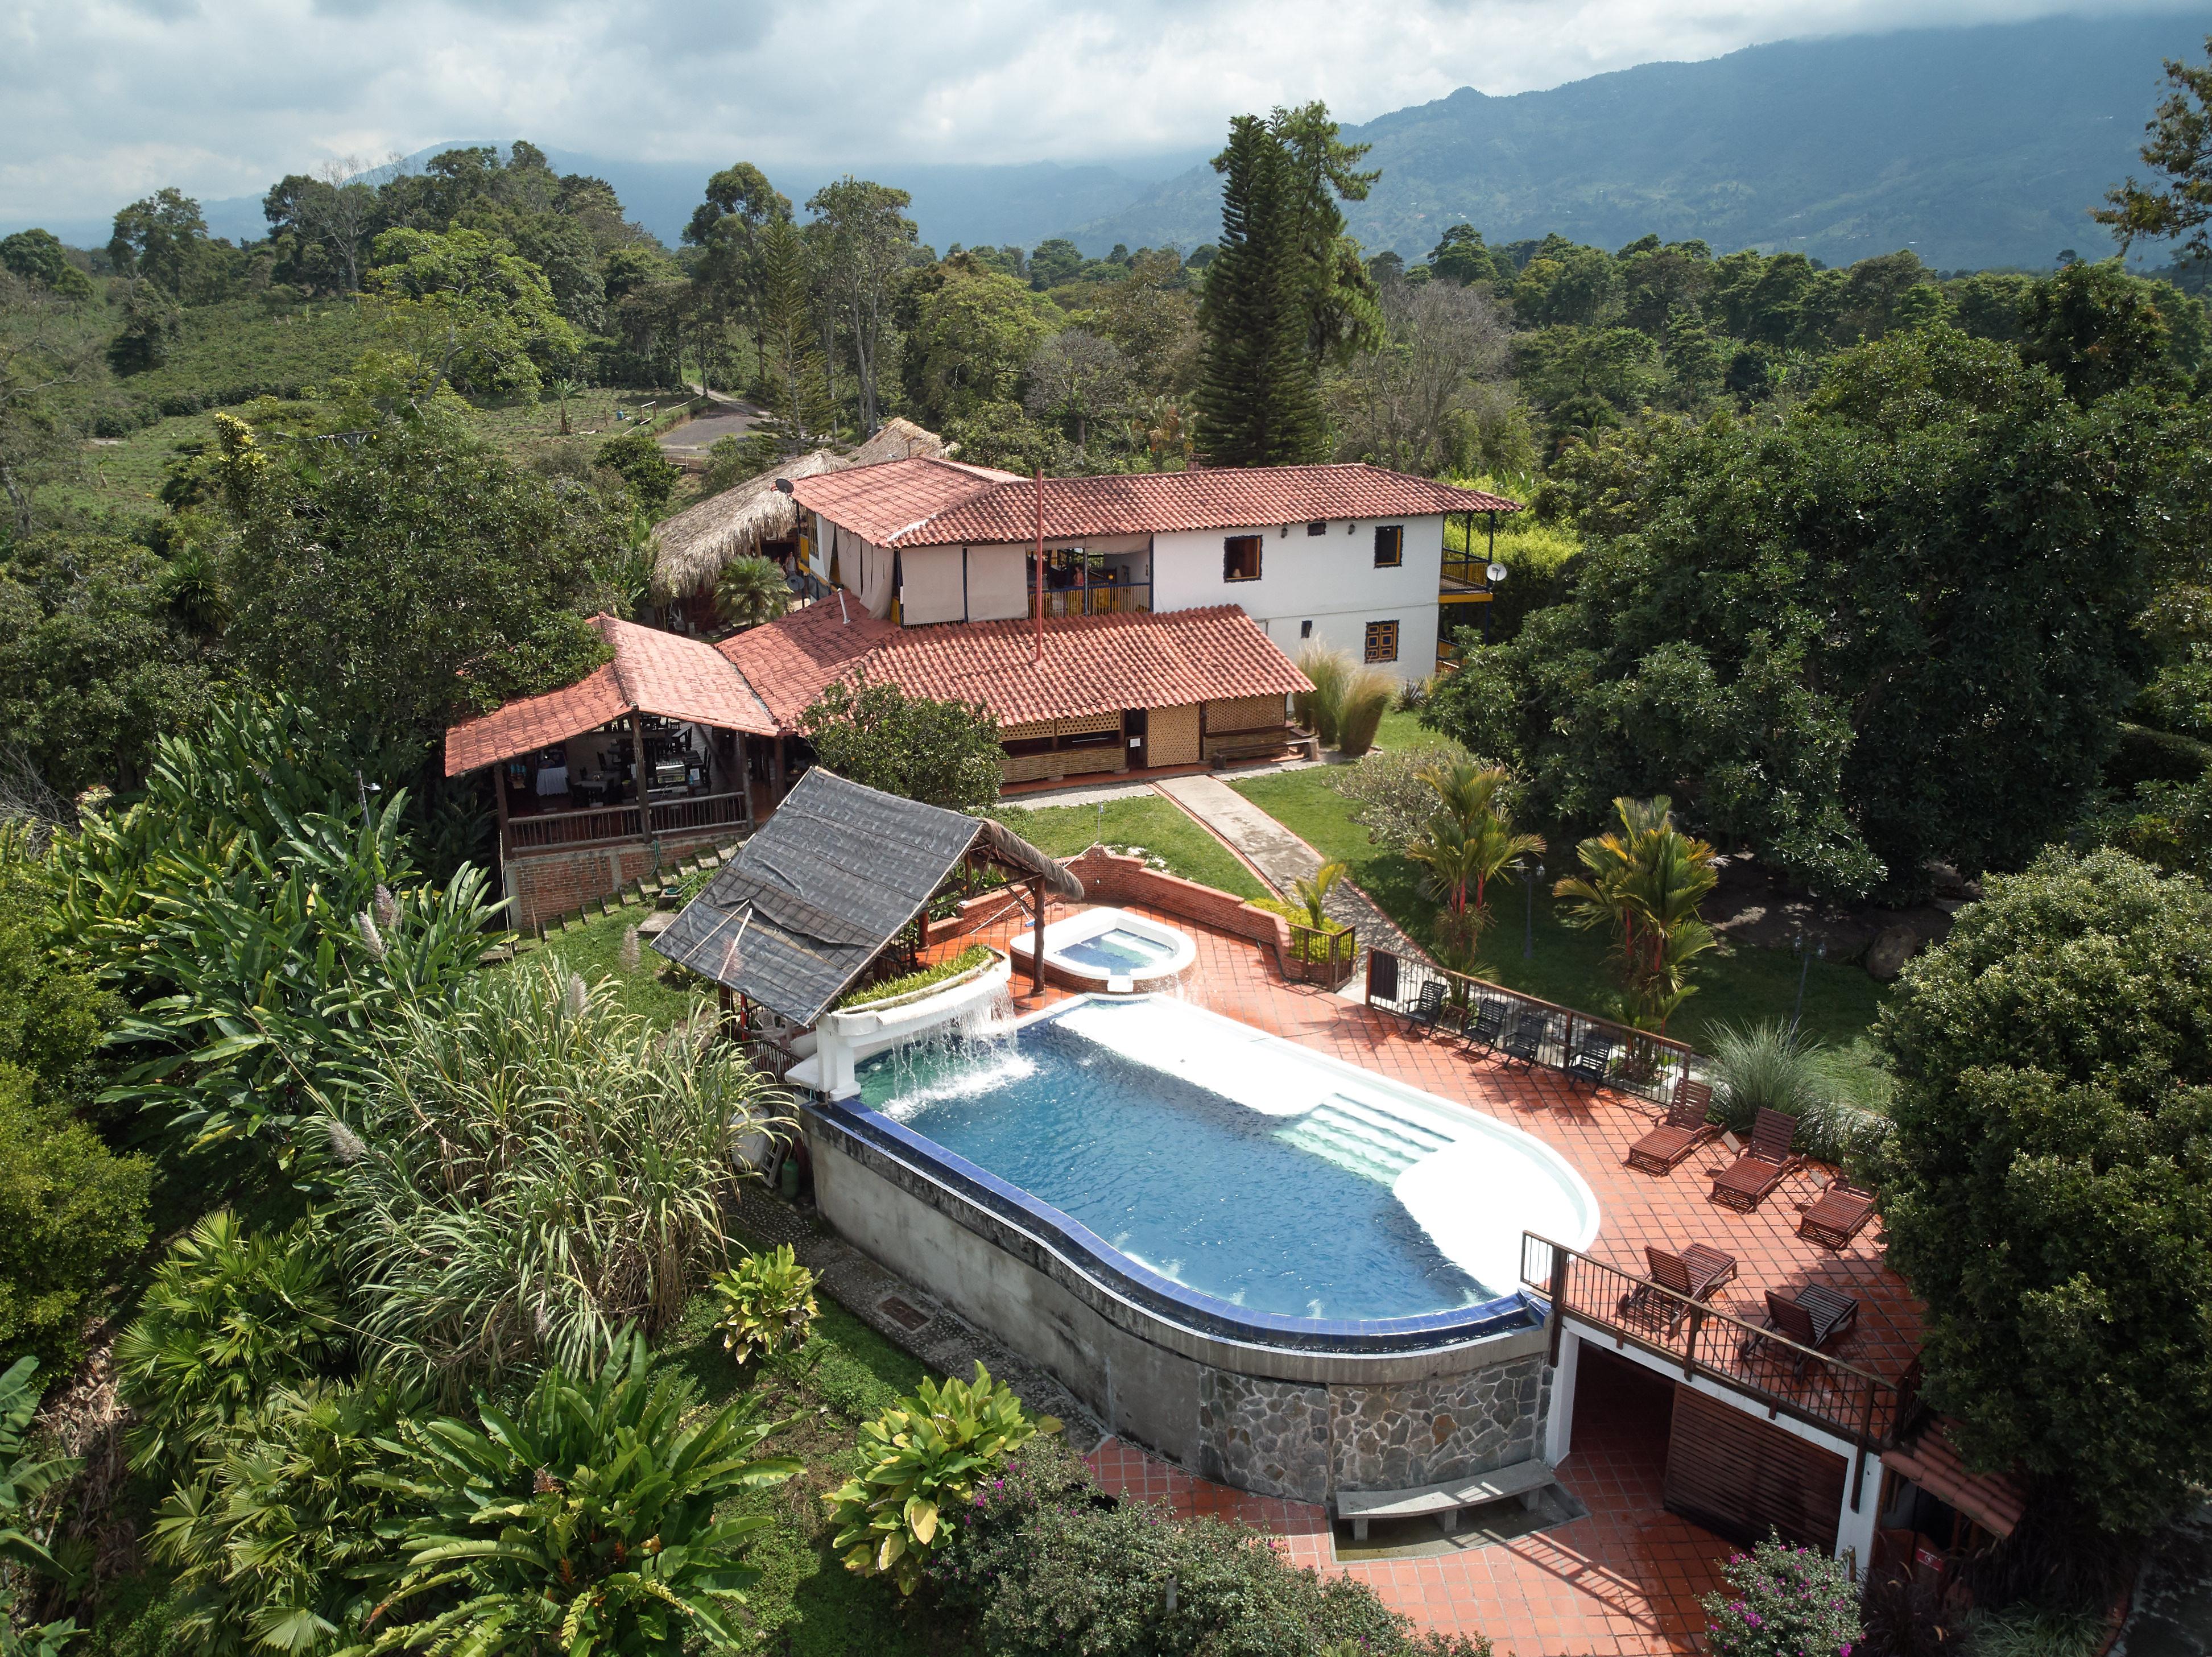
[1299, 619, 1313, 639]
[1365, 620, 1400, 663]
[1000, 734, 1057, 758]
[1306, 520, 1328, 536]
[1223, 535, 1263, 581]
[1062, 725, 1119, 750]
[1373, 524, 1404, 568]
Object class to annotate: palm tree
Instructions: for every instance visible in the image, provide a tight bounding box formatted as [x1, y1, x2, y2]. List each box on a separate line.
[1290, 859, 1348, 930]
[1553, 795, 1717, 1032]
[1406, 763, 1544, 958]
[717, 555, 795, 631]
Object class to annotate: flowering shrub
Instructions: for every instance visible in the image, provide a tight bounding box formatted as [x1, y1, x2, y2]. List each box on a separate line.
[1702, 1534, 1863, 1657]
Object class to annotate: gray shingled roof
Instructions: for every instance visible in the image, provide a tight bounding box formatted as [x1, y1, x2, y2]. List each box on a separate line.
[650, 768, 1080, 1025]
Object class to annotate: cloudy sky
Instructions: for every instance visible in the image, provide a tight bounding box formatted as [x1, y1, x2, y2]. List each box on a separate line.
[0, 0, 2196, 228]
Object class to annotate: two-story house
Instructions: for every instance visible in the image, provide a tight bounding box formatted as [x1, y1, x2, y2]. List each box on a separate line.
[784, 458, 1520, 683]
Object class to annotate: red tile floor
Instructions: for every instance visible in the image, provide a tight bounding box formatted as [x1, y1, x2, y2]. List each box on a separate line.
[929, 903, 1919, 1652]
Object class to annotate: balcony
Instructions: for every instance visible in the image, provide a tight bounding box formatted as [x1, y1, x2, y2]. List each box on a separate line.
[1027, 580, 1152, 619]
[503, 790, 750, 857]
[1520, 1232, 1907, 1501]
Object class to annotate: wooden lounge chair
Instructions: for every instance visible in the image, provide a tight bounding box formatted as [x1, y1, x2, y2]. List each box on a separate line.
[1799, 1180, 1878, 1249]
[1498, 1010, 1546, 1071]
[1741, 1284, 1859, 1374]
[1617, 1243, 1738, 1335]
[1565, 1034, 1618, 1090]
[1709, 1107, 1801, 1211]
[1458, 998, 1509, 1053]
[1625, 1080, 1718, 1175]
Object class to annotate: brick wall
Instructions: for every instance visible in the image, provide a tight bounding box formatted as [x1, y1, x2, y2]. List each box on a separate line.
[1205, 693, 1289, 734]
[502, 825, 742, 932]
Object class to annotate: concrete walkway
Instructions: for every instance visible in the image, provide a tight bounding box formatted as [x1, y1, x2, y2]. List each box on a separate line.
[1150, 774, 1429, 973]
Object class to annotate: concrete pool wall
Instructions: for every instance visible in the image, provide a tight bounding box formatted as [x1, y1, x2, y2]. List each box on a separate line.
[803, 1098, 1556, 1505]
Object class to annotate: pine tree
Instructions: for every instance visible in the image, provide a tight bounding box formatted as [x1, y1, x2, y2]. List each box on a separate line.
[1193, 117, 1329, 466]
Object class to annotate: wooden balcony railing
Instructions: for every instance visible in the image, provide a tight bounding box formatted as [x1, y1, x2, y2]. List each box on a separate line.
[1363, 948, 1696, 1108]
[505, 791, 749, 856]
[1027, 582, 1152, 618]
[1521, 1232, 1904, 1507]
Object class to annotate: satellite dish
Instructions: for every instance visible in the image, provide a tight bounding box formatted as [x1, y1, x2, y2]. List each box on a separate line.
[774, 477, 795, 495]
[1486, 561, 1508, 585]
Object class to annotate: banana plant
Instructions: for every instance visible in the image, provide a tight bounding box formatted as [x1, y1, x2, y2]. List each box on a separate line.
[1, 1357, 84, 1657]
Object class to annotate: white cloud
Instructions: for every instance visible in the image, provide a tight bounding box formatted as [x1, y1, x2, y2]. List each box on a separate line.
[0, 0, 2197, 224]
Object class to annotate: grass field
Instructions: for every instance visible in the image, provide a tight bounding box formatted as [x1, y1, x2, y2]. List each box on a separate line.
[520, 903, 717, 1030]
[1000, 792, 1270, 902]
[1229, 762, 1887, 1051]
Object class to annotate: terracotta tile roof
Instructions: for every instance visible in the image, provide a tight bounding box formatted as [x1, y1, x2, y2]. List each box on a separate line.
[726, 603, 1310, 731]
[444, 614, 775, 776]
[786, 457, 1020, 546]
[791, 458, 1521, 549]
[714, 597, 899, 730]
[1884, 1423, 2025, 1538]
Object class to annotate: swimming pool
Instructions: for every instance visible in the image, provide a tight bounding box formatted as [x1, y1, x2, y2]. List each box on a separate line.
[1005, 906, 1196, 991]
[854, 995, 1596, 1321]
[1060, 927, 1178, 975]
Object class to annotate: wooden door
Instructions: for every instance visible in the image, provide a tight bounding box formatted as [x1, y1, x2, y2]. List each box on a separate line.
[1124, 708, 1148, 768]
[1664, 1386, 1847, 1552]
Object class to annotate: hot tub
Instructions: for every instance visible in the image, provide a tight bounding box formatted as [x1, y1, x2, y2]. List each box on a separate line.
[1005, 905, 1196, 991]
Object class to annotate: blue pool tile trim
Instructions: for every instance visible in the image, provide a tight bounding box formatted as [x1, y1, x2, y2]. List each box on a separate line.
[808, 1094, 1545, 1356]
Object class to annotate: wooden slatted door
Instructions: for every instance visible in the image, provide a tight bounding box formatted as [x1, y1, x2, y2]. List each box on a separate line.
[1664, 1386, 1847, 1552]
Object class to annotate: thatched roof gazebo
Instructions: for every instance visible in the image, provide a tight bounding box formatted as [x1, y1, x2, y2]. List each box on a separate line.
[650, 418, 946, 602]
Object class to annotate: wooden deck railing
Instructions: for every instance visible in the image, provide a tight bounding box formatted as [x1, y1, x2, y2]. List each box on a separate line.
[1363, 948, 1695, 1107]
[506, 791, 749, 856]
[1521, 1232, 1903, 1507]
[1286, 920, 1358, 988]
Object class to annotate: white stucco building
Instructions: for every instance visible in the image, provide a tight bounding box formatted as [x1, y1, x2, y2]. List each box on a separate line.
[787, 458, 1520, 685]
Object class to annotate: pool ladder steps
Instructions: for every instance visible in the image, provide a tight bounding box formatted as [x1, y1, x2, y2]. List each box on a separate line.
[1278, 1095, 1454, 1183]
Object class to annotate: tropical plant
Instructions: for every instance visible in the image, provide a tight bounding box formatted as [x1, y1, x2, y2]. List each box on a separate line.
[1293, 644, 1351, 747]
[1405, 762, 1543, 962]
[324, 963, 787, 1398]
[1289, 860, 1347, 931]
[1, 1357, 81, 1657]
[714, 555, 793, 631]
[1701, 1533, 1860, 1657]
[113, 1212, 349, 1477]
[708, 1245, 818, 1365]
[363, 1333, 800, 1655]
[826, 1362, 1059, 1596]
[1553, 796, 1716, 1032]
[1335, 667, 1396, 757]
[59, 697, 504, 1162]
[149, 1380, 415, 1657]
[837, 944, 994, 1010]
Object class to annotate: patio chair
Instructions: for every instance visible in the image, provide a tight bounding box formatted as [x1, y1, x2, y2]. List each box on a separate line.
[1616, 1243, 1738, 1336]
[1499, 1010, 1547, 1071]
[1458, 997, 1509, 1053]
[1708, 1107, 1802, 1211]
[1740, 1284, 1859, 1375]
[1624, 1079, 1718, 1175]
[1409, 980, 1452, 1037]
[1565, 1034, 1618, 1090]
[1798, 1180, 1878, 1249]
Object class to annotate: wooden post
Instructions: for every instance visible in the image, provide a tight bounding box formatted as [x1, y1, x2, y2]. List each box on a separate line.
[732, 730, 751, 825]
[630, 710, 655, 856]
[491, 766, 510, 879]
[768, 733, 786, 803]
[1028, 875, 1045, 996]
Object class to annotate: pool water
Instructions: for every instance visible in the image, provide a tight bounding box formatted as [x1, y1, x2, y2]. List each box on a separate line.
[855, 998, 1498, 1320]
[1059, 927, 1178, 974]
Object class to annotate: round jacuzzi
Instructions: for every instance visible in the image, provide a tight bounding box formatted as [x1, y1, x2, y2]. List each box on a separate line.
[1005, 905, 1196, 992]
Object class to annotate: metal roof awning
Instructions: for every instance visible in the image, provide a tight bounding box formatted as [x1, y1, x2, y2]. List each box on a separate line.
[650, 768, 1081, 1026]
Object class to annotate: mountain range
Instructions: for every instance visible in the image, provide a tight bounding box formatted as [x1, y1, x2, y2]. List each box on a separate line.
[19, 12, 2209, 274]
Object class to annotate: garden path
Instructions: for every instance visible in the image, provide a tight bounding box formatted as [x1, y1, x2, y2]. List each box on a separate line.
[1151, 773, 1430, 971]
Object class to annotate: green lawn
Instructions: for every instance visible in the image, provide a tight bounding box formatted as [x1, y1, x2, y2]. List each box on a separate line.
[1229, 766, 1886, 1051]
[518, 904, 716, 1030]
[1001, 794, 1271, 902]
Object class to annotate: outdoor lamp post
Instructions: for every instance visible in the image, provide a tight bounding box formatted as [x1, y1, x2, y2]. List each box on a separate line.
[1483, 561, 1507, 646]
[1521, 858, 1544, 959]
[1791, 928, 1826, 1032]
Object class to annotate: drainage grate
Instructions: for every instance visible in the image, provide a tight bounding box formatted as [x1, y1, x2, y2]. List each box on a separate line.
[878, 1296, 932, 1332]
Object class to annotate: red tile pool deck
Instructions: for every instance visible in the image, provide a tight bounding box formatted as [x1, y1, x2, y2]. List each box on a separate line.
[928, 903, 1921, 1654]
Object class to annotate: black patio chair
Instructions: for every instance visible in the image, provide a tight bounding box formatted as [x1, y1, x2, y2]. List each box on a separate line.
[1409, 980, 1452, 1037]
[1458, 997, 1510, 1053]
[1565, 1034, 1618, 1090]
[1499, 1010, 1547, 1071]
